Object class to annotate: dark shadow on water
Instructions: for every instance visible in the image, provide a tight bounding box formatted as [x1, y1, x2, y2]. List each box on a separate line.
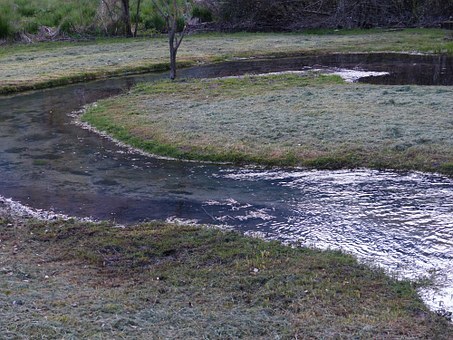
[183, 53, 453, 86]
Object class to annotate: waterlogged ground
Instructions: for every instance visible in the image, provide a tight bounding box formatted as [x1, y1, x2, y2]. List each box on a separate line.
[1, 54, 453, 324]
[1, 28, 452, 92]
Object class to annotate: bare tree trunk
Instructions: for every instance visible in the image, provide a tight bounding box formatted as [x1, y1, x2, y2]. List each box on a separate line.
[152, 0, 190, 80]
[169, 43, 177, 80]
[121, 0, 132, 37]
[133, 0, 141, 37]
[168, 13, 178, 80]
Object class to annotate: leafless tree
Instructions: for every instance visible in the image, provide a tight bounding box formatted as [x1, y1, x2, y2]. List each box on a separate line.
[120, 0, 133, 36]
[203, 0, 453, 30]
[134, 0, 142, 37]
[151, 0, 192, 79]
[97, 0, 132, 36]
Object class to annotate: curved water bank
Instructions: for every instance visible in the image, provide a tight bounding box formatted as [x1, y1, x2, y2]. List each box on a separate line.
[0, 61, 191, 95]
[0, 35, 452, 95]
[1, 54, 453, 318]
[2, 215, 451, 337]
[82, 59, 453, 175]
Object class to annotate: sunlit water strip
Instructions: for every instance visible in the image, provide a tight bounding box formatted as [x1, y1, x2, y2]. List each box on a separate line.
[206, 169, 453, 316]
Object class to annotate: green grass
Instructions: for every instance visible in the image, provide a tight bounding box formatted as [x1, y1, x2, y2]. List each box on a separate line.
[82, 73, 453, 175]
[1, 29, 452, 94]
[0, 0, 98, 38]
[1, 213, 451, 338]
[0, 0, 182, 40]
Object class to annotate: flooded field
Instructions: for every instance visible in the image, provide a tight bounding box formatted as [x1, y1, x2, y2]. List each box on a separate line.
[1, 53, 452, 317]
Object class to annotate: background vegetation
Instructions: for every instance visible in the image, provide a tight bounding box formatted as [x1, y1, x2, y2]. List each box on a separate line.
[0, 0, 98, 39]
[205, 0, 453, 31]
[1, 0, 452, 41]
[0, 0, 156, 40]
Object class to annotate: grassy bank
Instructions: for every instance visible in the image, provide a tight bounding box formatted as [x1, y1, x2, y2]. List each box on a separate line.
[1, 28, 452, 94]
[1, 212, 452, 338]
[82, 73, 453, 175]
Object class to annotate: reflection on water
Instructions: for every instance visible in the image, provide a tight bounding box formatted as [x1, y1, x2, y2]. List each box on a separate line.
[188, 53, 453, 85]
[211, 169, 453, 314]
[0, 53, 452, 317]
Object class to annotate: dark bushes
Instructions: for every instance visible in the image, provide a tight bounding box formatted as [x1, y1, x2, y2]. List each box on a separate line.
[200, 0, 453, 31]
[192, 5, 213, 23]
[0, 15, 11, 39]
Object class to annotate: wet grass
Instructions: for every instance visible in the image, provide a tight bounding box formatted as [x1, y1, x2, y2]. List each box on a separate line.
[1, 28, 452, 94]
[1, 213, 452, 338]
[83, 73, 453, 175]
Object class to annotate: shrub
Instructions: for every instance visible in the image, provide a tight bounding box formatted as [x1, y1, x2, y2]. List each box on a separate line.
[15, 0, 38, 17]
[60, 18, 74, 34]
[176, 16, 186, 31]
[24, 19, 39, 34]
[0, 15, 11, 39]
[192, 5, 213, 22]
[144, 14, 165, 31]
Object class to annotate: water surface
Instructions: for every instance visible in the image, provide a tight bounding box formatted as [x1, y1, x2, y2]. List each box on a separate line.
[1, 53, 452, 316]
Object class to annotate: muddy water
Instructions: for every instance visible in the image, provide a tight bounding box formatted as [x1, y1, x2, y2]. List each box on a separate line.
[0, 53, 452, 316]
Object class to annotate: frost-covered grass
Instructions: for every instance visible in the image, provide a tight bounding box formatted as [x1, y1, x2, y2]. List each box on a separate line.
[1, 28, 452, 93]
[1, 210, 452, 338]
[83, 73, 453, 174]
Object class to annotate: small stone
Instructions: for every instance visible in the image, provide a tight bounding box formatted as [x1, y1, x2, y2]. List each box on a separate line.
[13, 300, 24, 306]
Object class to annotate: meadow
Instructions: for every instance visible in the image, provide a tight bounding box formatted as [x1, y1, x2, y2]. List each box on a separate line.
[1, 210, 451, 338]
[1, 29, 452, 94]
[83, 73, 453, 174]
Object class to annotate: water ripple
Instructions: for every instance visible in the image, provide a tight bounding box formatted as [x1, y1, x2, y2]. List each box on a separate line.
[214, 168, 453, 314]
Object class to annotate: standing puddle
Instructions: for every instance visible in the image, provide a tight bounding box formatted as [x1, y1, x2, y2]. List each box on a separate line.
[0, 53, 452, 317]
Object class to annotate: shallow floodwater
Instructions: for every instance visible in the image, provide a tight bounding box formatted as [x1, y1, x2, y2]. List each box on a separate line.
[189, 53, 453, 85]
[0, 53, 452, 316]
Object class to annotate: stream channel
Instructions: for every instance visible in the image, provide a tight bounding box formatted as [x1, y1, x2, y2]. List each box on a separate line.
[1, 53, 452, 317]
